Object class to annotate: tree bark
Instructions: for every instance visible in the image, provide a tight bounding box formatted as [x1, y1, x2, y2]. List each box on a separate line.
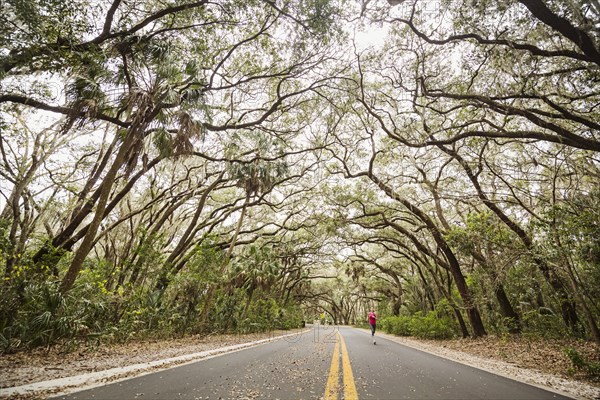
[366, 173, 487, 337]
[439, 145, 580, 332]
[60, 128, 138, 292]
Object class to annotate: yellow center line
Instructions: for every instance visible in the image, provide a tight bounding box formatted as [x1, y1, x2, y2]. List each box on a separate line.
[339, 333, 359, 400]
[323, 331, 359, 400]
[324, 338, 340, 400]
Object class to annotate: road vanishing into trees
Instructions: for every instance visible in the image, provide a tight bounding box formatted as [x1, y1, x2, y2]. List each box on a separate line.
[53, 326, 572, 400]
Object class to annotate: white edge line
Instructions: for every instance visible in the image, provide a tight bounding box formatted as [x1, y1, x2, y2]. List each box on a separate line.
[1, 329, 311, 398]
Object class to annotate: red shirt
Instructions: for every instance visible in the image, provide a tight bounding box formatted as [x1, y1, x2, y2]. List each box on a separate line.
[368, 312, 376, 325]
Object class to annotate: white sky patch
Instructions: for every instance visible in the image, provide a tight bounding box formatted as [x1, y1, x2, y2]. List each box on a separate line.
[352, 24, 389, 51]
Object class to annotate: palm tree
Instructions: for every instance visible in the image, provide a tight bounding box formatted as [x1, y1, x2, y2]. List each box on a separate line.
[222, 159, 287, 266]
[198, 154, 287, 326]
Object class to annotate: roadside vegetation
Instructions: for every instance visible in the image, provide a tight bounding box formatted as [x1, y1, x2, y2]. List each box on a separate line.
[1, 1, 599, 384]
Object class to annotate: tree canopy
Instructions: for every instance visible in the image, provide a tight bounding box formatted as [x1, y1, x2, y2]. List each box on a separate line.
[1, 0, 599, 351]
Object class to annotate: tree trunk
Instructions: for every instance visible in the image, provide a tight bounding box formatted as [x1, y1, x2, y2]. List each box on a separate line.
[60, 129, 138, 292]
[223, 193, 251, 267]
[154, 172, 225, 291]
[382, 217, 479, 337]
[473, 251, 522, 334]
[392, 190, 487, 336]
[241, 288, 254, 321]
[439, 145, 579, 332]
[199, 193, 251, 326]
[494, 284, 522, 334]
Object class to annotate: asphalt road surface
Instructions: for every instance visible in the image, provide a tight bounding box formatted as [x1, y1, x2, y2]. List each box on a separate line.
[53, 326, 573, 400]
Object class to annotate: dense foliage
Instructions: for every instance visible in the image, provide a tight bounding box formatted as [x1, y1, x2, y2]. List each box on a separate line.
[1, 0, 599, 352]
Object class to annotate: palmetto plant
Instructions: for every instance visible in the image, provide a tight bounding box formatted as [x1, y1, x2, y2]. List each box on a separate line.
[1, 282, 80, 351]
[230, 245, 282, 319]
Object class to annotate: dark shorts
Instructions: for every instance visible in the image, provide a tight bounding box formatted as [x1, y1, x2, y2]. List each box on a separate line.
[370, 323, 376, 334]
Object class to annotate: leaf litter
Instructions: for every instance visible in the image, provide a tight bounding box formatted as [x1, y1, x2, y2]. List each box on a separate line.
[1, 330, 599, 400]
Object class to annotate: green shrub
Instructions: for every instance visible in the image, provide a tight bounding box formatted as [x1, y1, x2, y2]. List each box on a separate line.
[410, 311, 457, 339]
[564, 347, 600, 377]
[381, 316, 412, 336]
[521, 310, 568, 340]
[380, 311, 457, 340]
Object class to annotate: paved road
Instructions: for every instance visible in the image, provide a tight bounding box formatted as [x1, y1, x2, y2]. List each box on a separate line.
[54, 326, 572, 399]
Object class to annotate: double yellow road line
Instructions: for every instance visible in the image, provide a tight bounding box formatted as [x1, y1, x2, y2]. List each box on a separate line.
[324, 332, 358, 400]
